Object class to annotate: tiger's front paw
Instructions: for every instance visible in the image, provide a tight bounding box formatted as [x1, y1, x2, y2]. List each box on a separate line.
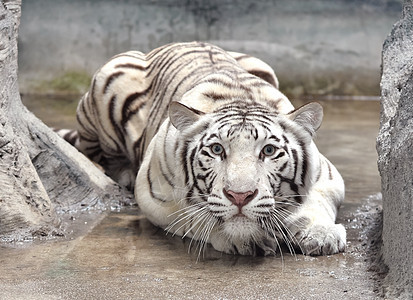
[295, 223, 346, 256]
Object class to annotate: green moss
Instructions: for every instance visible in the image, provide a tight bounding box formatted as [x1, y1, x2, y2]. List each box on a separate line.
[33, 71, 91, 95]
[278, 68, 380, 99]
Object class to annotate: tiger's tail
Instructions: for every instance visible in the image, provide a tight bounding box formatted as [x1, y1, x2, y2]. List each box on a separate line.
[54, 128, 80, 147]
[54, 127, 101, 161]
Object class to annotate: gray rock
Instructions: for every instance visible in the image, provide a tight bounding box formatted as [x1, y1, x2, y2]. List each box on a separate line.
[377, 1, 413, 298]
[0, 0, 132, 242]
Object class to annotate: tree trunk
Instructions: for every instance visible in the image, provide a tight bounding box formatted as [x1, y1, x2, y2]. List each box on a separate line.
[0, 0, 132, 241]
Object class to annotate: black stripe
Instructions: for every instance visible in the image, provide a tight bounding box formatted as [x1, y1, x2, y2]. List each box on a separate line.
[200, 150, 214, 159]
[186, 188, 194, 204]
[181, 141, 190, 185]
[269, 135, 280, 142]
[146, 43, 172, 60]
[159, 160, 175, 188]
[327, 161, 333, 180]
[202, 91, 229, 101]
[291, 148, 299, 181]
[148, 64, 214, 134]
[78, 97, 98, 133]
[163, 122, 176, 177]
[147, 57, 196, 120]
[121, 88, 150, 127]
[215, 115, 273, 127]
[115, 63, 146, 70]
[147, 48, 211, 78]
[233, 54, 249, 61]
[63, 131, 78, 146]
[89, 77, 99, 115]
[147, 166, 167, 202]
[206, 77, 253, 95]
[89, 79, 122, 153]
[206, 133, 219, 142]
[109, 95, 126, 145]
[189, 146, 201, 192]
[299, 142, 308, 186]
[84, 144, 101, 152]
[208, 46, 215, 64]
[78, 133, 98, 143]
[133, 128, 146, 166]
[109, 52, 145, 62]
[151, 57, 219, 105]
[104, 71, 124, 93]
[206, 173, 216, 194]
[280, 176, 300, 201]
[196, 169, 214, 182]
[86, 148, 102, 161]
[248, 70, 277, 87]
[315, 160, 322, 182]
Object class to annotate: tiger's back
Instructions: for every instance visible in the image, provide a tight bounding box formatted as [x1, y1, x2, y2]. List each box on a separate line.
[75, 42, 291, 184]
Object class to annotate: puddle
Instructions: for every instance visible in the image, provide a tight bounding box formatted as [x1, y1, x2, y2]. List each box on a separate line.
[1, 96, 383, 299]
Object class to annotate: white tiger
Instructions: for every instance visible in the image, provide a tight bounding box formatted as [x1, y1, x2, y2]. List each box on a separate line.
[67, 42, 346, 256]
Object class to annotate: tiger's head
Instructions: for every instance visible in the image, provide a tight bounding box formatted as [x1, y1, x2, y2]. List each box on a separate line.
[168, 100, 323, 254]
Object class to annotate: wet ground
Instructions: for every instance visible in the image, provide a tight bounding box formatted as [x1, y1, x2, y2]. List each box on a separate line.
[1, 96, 383, 299]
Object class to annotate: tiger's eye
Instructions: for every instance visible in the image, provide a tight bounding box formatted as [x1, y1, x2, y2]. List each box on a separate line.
[262, 144, 276, 156]
[211, 143, 224, 155]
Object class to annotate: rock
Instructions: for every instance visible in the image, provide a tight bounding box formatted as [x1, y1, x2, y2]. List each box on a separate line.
[0, 0, 133, 242]
[377, 1, 413, 298]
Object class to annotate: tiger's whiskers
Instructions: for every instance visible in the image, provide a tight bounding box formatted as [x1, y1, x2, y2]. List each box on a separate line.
[165, 198, 218, 260]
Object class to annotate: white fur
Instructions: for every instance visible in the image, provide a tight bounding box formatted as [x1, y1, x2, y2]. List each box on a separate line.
[136, 103, 346, 256]
[73, 42, 346, 256]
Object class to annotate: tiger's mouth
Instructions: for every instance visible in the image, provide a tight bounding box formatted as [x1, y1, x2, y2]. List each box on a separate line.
[230, 214, 248, 220]
[222, 215, 261, 239]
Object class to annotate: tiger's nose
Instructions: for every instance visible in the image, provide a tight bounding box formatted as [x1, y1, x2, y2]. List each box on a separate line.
[223, 189, 258, 208]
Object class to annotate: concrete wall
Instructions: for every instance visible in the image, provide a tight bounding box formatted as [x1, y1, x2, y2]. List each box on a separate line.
[18, 0, 401, 96]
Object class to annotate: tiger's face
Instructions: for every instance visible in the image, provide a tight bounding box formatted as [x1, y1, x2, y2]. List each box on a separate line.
[168, 101, 322, 253]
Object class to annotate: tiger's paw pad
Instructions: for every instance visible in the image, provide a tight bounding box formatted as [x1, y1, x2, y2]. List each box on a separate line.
[296, 223, 346, 256]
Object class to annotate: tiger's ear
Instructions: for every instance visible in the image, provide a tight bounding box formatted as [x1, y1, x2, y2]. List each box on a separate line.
[169, 101, 205, 131]
[287, 102, 323, 135]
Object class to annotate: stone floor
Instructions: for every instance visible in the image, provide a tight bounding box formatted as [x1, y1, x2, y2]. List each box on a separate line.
[0, 98, 383, 299]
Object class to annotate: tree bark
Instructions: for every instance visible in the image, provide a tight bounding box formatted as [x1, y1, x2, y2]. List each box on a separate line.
[0, 0, 132, 241]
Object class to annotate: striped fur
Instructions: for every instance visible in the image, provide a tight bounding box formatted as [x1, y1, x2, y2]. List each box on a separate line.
[67, 42, 346, 256]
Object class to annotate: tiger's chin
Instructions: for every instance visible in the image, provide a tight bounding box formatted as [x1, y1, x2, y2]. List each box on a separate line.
[210, 216, 277, 256]
[222, 215, 262, 242]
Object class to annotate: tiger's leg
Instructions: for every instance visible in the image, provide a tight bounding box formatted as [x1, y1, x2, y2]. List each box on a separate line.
[228, 51, 279, 89]
[286, 155, 346, 256]
[68, 93, 136, 189]
[228, 51, 294, 114]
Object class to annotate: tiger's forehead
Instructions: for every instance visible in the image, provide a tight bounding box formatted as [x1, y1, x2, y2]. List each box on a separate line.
[210, 103, 278, 127]
[213, 102, 278, 116]
[206, 104, 288, 142]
